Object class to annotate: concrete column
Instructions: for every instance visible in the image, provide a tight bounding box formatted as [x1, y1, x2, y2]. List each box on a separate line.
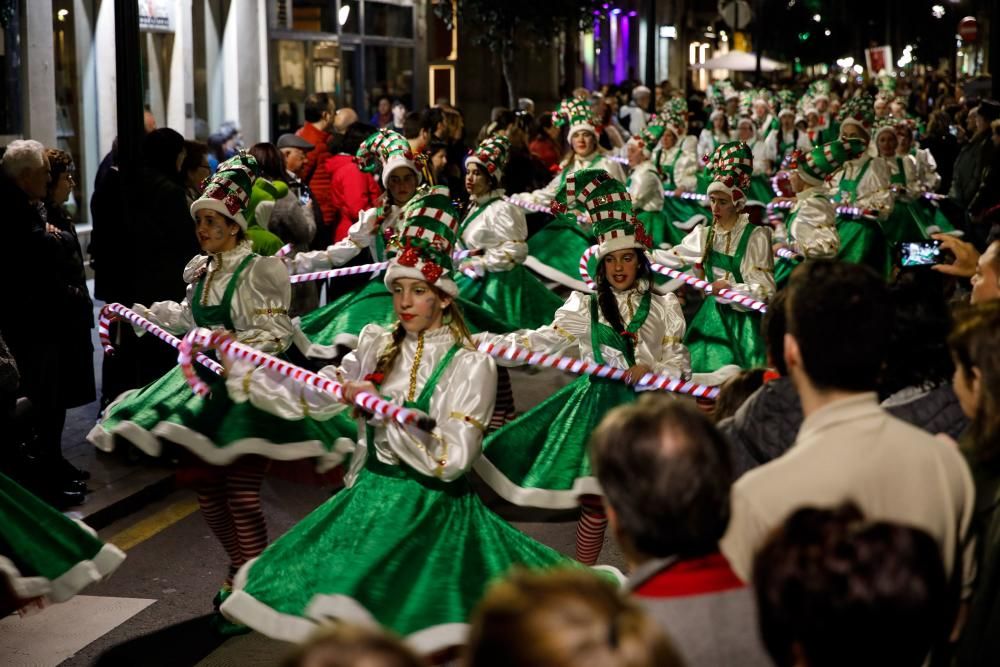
[95, 0, 118, 159]
[220, 0, 267, 145]
[167, 0, 195, 137]
[145, 32, 167, 126]
[204, 0, 225, 135]
[23, 1, 57, 146]
[73, 0, 99, 221]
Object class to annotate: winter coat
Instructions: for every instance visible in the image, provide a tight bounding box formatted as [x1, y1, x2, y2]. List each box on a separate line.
[268, 191, 319, 317]
[297, 123, 336, 232]
[325, 154, 381, 242]
[882, 384, 969, 442]
[89, 162, 131, 303]
[717, 377, 803, 480]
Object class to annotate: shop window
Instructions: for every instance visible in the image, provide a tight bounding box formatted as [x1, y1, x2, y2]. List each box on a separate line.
[364, 1, 413, 38]
[0, 0, 22, 137]
[365, 44, 413, 114]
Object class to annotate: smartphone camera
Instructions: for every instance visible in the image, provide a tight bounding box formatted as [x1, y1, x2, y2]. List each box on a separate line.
[899, 240, 943, 268]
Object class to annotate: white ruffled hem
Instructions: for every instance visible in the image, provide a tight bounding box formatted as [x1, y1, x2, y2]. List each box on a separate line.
[0, 537, 125, 603]
[472, 456, 603, 510]
[523, 256, 594, 293]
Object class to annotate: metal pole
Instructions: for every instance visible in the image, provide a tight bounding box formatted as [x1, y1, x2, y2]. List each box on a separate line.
[646, 0, 657, 112]
[992, 0, 1000, 99]
[754, 0, 762, 82]
[114, 0, 143, 302]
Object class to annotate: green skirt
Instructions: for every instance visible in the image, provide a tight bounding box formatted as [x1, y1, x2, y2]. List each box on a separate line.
[474, 375, 636, 510]
[685, 296, 767, 375]
[455, 265, 563, 332]
[882, 200, 957, 248]
[0, 472, 125, 604]
[300, 275, 513, 347]
[524, 217, 596, 290]
[773, 256, 799, 288]
[653, 200, 708, 248]
[220, 456, 575, 652]
[748, 175, 776, 205]
[88, 364, 357, 471]
[836, 216, 892, 278]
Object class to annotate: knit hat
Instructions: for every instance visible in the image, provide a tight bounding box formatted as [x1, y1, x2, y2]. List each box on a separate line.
[789, 138, 867, 186]
[838, 95, 876, 140]
[705, 141, 754, 209]
[554, 97, 599, 141]
[465, 134, 511, 183]
[355, 128, 421, 189]
[555, 168, 651, 260]
[632, 116, 666, 155]
[246, 178, 290, 229]
[383, 186, 460, 297]
[872, 116, 898, 142]
[190, 151, 260, 229]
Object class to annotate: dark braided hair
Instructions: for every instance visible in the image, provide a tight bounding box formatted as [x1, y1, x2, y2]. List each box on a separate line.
[595, 251, 653, 349]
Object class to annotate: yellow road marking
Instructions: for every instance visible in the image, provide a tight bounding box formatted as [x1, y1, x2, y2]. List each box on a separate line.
[108, 499, 200, 551]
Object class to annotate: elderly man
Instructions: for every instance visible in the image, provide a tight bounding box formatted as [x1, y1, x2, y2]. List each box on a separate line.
[620, 85, 652, 135]
[0, 140, 85, 506]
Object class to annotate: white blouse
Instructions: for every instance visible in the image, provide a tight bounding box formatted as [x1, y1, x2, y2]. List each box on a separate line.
[289, 201, 405, 274]
[135, 240, 295, 353]
[227, 325, 497, 484]
[478, 284, 690, 380]
[651, 144, 698, 192]
[652, 214, 776, 303]
[697, 129, 730, 167]
[627, 161, 665, 212]
[829, 156, 894, 219]
[789, 186, 839, 258]
[458, 190, 529, 273]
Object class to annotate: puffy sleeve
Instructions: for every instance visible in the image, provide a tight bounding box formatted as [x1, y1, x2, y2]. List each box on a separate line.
[674, 148, 699, 192]
[652, 293, 690, 379]
[791, 195, 839, 258]
[385, 350, 497, 481]
[232, 257, 297, 353]
[226, 324, 385, 420]
[796, 132, 814, 152]
[651, 224, 707, 270]
[132, 254, 201, 335]
[602, 155, 627, 183]
[628, 168, 665, 212]
[733, 225, 776, 302]
[697, 130, 715, 166]
[856, 159, 895, 219]
[917, 148, 941, 192]
[476, 291, 590, 366]
[289, 207, 379, 273]
[476, 202, 529, 272]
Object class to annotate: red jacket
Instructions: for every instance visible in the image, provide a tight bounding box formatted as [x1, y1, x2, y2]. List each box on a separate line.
[530, 136, 563, 174]
[325, 154, 382, 242]
[296, 123, 334, 227]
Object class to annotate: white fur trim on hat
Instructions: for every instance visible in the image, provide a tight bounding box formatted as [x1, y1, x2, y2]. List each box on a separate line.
[383, 263, 458, 297]
[190, 198, 248, 230]
[465, 155, 504, 183]
[568, 124, 598, 143]
[597, 231, 646, 260]
[838, 117, 871, 140]
[778, 108, 796, 118]
[709, 109, 726, 121]
[706, 181, 747, 211]
[381, 155, 422, 189]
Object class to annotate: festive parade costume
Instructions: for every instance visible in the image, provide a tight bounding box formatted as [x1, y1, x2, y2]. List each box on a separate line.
[1, 471, 125, 608]
[219, 191, 573, 651]
[654, 143, 774, 383]
[475, 170, 689, 565]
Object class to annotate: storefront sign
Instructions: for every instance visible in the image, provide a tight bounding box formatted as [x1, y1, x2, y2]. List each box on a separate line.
[138, 0, 174, 33]
[865, 46, 893, 75]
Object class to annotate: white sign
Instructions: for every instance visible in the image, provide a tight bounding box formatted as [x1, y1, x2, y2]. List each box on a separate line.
[138, 0, 174, 33]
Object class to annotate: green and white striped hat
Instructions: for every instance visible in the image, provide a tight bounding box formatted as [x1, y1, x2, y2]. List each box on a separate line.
[190, 151, 260, 229]
[793, 138, 867, 186]
[383, 186, 459, 296]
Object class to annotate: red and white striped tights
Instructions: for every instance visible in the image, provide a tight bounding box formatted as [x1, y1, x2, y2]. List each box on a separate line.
[196, 462, 269, 587]
[575, 494, 608, 565]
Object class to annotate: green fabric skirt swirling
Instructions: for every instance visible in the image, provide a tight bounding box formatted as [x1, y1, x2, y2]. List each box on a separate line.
[96, 364, 356, 460]
[455, 265, 563, 332]
[685, 296, 767, 373]
[224, 457, 570, 638]
[836, 216, 892, 278]
[748, 175, 776, 204]
[1, 471, 122, 601]
[650, 202, 705, 248]
[526, 217, 596, 285]
[300, 275, 513, 345]
[480, 375, 636, 501]
[882, 200, 956, 247]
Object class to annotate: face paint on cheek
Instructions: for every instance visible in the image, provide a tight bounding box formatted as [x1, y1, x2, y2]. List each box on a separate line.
[210, 221, 227, 240]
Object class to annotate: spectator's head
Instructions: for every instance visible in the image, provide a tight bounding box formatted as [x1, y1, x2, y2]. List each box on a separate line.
[970, 240, 1000, 304]
[422, 107, 447, 140]
[464, 569, 682, 667]
[276, 133, 315, 177]
[179, 141, 210, 191]
[1, 139, 49, 201]
[763, 288, 789, 375]
[949, 302, 1000, 459]
[281, 622, 425, 667]
[334, 107, 359, 134]
[632, 85, 651, 107]
[304, 93, 336, 131]
[428, 140, 448, 180]
[143, 107, 157, 133]
[340, 122, 378, 158]
[376, 96, 392, 116]
[713, 368, 768, 422]
[248, 142, 287, 182]
[44, 148, 75, 207]
[442, 108, 464, 143]
[143, 127, 186, 178]
[927, 109, 951, 137]
[785, 260, 891, 394]
[753, 503, 951, 667]
[880, 269, 953, 398]
[402, 111, 425, 145]
[975, 100, 1000, 134]
[591, 396, 733, 566]
[992, 119, 1000, 149]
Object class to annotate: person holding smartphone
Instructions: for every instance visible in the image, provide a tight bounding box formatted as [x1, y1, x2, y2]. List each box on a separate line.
[932, 234, 1000, 305]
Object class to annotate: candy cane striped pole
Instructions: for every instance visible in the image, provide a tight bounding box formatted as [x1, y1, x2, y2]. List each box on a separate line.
[98, 303, 224, 375]
[477, 341, 720, 399]
[662, 190, 709, 203]
[766, 199, 877, 220]
[775, 247, 798, 260]
[178, 328, 437, 432]
[275, 243, 294, 258]
[290, 261, 389, 284]
[608, 155, 629, 165]
[502, 195, 590, 225]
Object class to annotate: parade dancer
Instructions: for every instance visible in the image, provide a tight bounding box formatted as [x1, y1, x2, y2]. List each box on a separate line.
[766, 103, 813, 165]
[772, 138, 866, 285]
[219, 189, 571, 651]
[896, 118, 942, 193]
[295, 129, 508, 349]
[454, 134, 562, 331]
[734, 117, 777, 202]
[519, 98, 626, 289]
[654, 142, 774, 383]
[474, 169, 689, 566]
[697, 110, 732, 170]
[88, 154, 354, 612]
[626, 119, 682, 248]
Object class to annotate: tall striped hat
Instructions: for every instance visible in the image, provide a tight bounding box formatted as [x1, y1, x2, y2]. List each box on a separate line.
[466, 134, 511, 182]
[632, 115, 666, 154]
[560, 168, 651, 260]
[790, 138, 867, 186]
[356, 128, 421, 189]
[838, 95, 876, 139]
[554, 97, 599, 141]
[705, 141, 754, 208]
[190, 151, 259, 229]
[383, 186, 459, 296]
